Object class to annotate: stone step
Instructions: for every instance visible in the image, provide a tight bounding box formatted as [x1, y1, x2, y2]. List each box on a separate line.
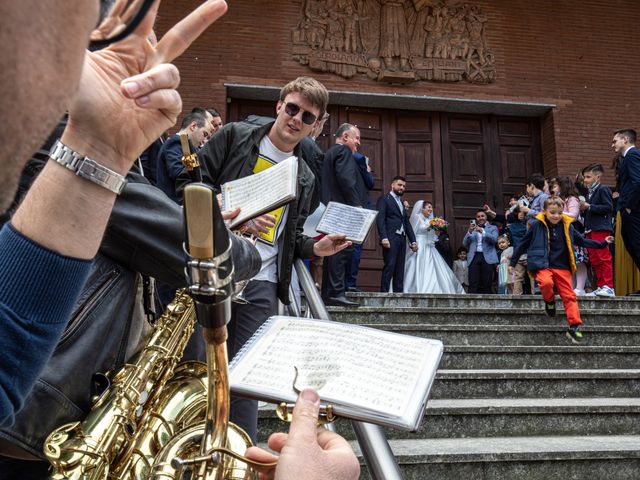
[259, 398, 640, 441]
[432, 369, 640, 399]
[328, 307, 640, 326]
[364, 323, 640, 347]
[419, 397, 640, 439]
[441, 345, 640, 369]
[345, 292, 640, 311]
[355, 435, 640, 480]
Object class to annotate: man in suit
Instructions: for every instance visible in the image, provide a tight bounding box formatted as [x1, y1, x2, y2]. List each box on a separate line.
[613, 128, 640, 271]
[156, 111, 212, 203]
[346, 152, 375, 291]
[463, 210, 499, 293]
[320, 123, 363, 306]
[376, 176, 418, 292]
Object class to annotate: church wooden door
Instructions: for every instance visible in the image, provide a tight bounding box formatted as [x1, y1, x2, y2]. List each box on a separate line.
[227, 99, 542, 291]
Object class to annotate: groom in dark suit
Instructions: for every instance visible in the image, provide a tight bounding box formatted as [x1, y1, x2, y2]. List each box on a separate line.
[376, 176, 418, 292]
[613, 128, 640, 271]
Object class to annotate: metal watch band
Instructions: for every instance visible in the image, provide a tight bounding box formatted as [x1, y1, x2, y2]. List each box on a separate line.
[49, 140, 127, 195]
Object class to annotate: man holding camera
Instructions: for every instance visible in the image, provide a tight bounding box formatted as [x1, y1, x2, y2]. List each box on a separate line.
[463, 210, 499, 293]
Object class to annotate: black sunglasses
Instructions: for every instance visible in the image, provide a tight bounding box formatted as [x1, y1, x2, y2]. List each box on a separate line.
[284, 102, 318, 125]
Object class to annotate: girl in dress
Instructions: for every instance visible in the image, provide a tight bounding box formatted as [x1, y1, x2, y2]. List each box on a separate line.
[403, 200, 465, 294]
[497, 234, 514, 294]
[558, 175, 589, 295]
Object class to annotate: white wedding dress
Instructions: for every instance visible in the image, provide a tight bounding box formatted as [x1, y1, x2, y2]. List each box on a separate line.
[403, 205, 465, 294]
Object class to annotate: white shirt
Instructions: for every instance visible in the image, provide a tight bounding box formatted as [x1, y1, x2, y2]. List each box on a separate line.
[389, 191, 405, 235]
[623, 145, 634, 157]
[475, 226, 486, 252]
[252, 136, 293, 283]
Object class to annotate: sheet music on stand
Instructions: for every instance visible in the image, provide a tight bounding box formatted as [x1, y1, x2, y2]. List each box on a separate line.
[229, 316, 443, 431]
[315, 201, 378, 244]
[221, 156, 298, 229]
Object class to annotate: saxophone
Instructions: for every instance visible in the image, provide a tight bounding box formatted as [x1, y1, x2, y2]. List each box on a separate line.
[44, 182, 268, 479]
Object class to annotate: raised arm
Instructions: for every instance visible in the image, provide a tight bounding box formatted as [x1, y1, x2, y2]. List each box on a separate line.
[12, 0, 229, 260]
[0, 0, 229, 425]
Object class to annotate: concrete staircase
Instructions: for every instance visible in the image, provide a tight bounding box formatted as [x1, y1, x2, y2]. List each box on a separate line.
[258, 293, 640, 479]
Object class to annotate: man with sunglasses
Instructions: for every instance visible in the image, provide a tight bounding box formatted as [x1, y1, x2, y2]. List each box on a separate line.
[176, 76, 351, 443]
[320, 123, 364, 307]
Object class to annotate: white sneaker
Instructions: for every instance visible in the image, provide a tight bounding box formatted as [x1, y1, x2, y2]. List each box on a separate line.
[584, 289, 598, 297]
[595, 285, 615, 297]
[574, 288, 586, 296]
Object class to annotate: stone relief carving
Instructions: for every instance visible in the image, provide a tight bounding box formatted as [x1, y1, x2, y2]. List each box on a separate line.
[292, 0, 496, 84]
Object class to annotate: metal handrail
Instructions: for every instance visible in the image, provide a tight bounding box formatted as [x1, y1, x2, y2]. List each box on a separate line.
[289, 258, 404, 480]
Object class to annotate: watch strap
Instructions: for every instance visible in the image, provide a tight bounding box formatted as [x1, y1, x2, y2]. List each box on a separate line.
[49, 140, 127, 195]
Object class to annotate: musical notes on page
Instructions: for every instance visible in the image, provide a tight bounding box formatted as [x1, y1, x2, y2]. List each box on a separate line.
[222, 156, 298, 228]
[315, 202, 378, 244]
[229, 316, 443, 430]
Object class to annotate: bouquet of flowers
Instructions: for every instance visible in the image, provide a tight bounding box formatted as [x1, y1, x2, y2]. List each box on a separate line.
[428, 217, 448, 232]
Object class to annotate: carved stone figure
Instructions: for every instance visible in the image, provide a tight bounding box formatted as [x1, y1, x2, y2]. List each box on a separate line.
[342, 4, 359, 53]
[358, 0, 380, 55]
[292, 0, 496, 84]
[379, 0, 411, 71]
[407, 1, 430, 58]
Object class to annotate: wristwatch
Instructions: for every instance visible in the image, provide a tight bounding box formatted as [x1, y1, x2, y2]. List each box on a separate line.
[49, 140, 126, 195]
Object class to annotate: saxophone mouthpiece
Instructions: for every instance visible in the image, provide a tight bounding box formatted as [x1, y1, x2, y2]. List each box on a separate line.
[183, 183, 234, 331]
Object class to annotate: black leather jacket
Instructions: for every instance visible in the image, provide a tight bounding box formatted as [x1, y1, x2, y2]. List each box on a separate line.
[0, 172, 261, 459]
[176, 121, 317, 304]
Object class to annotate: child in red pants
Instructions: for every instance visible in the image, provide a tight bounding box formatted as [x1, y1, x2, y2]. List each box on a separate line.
[510, 197, 614, 343]
[580, 163, 615, 296]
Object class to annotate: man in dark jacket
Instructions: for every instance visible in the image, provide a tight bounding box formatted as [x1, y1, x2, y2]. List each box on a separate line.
[580, 163, 614, 296]
[176, 77, 350, 443]
[320, 123, 363, 306]
[0, 162, 262, 472]
[346, 152, 375, 291]
[613, 128, 640, 271]
[156, 111, 212, 203]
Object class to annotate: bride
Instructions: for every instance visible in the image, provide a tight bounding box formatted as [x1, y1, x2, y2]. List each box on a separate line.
[403, 200, 465, 294]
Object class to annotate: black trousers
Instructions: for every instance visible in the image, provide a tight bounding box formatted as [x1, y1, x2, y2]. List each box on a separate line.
[227, 280, 278, 444]
[468, 254, 495, 294]
[621, 209, 640, 271]
[380, 233, 407, 292]
[321, 246, 353, 299]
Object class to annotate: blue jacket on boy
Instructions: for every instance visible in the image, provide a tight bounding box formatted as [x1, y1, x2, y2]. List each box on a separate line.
[584, 183, 613, 232]
[510, 212, 609, 272]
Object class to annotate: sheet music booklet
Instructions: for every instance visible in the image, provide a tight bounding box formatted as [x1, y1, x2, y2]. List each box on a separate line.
[221, 156, 298, 229]
[229, 316, 443, 431]
[315, 201, 378, 244]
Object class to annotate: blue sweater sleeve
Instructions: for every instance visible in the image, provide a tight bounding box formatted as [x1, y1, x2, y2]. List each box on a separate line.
[0, 224, 91, 426]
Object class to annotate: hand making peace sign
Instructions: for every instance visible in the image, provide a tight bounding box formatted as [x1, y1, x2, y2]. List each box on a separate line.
[62, 0, 228, 173]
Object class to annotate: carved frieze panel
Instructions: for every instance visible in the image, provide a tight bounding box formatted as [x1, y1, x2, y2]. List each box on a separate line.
[292, 0, 496, 84]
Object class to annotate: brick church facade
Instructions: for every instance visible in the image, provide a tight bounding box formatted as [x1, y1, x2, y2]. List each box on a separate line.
[157, 0, 640, 289]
